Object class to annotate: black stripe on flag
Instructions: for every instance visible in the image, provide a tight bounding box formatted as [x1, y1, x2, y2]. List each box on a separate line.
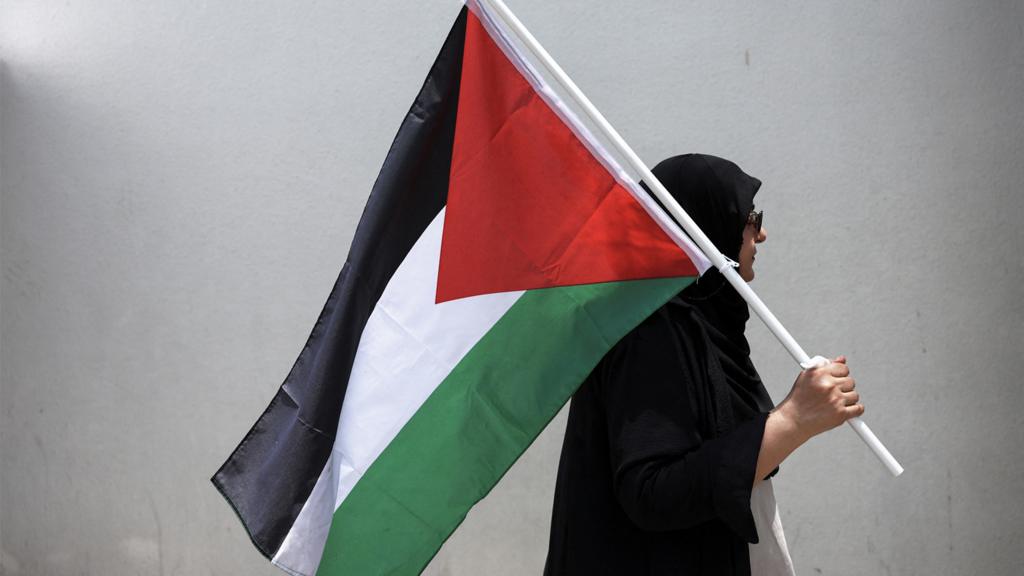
[211, 7, 468, 559]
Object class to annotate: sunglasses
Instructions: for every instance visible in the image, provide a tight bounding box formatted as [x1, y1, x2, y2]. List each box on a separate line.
[747, 208, 763, 234]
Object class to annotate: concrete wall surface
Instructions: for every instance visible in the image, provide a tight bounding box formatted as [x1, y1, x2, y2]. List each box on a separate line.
[2, 1, 1021, 574]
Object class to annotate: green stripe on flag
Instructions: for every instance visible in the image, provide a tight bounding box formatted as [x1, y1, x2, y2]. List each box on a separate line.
[317, 276, 695, 575]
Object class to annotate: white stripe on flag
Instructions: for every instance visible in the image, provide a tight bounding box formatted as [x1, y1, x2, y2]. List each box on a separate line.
[272, 208, 524, 575]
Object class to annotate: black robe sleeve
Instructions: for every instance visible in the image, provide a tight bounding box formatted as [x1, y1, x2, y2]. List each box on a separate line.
[597, 309, 768, 544]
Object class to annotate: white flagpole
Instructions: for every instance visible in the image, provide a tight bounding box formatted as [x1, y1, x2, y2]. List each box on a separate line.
[475, 0, 903, 477]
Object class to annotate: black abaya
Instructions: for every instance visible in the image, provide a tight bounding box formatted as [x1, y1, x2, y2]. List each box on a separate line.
[544, 154, 779, 576]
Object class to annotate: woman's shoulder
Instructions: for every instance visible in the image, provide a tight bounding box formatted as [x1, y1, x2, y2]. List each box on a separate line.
[602, 298, 710, 377]
[627, 298, 709, 345]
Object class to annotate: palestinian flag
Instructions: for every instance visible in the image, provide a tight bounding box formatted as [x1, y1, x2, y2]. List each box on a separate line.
[212, 2, 711, 574]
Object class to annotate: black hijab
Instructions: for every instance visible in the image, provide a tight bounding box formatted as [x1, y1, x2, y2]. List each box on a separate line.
[650, 153, 775, 437]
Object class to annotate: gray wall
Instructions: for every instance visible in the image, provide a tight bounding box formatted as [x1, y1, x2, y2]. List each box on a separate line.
[2, 1, 1021, 574]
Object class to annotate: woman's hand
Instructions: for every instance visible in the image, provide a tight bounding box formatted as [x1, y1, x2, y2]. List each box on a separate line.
[774, 355, 864, 443]
[754, 356, 865, 486]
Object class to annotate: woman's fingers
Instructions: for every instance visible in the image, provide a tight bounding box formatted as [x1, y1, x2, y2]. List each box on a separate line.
[841, 390, 860, 406]
[791, 357, 863, 436]
[829, 362, 851, 378]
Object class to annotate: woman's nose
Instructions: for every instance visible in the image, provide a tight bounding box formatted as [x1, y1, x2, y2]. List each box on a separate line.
[756, 226, 767, 243]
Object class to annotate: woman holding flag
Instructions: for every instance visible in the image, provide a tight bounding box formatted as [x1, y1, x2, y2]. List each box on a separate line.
[544, 153, 865, 576]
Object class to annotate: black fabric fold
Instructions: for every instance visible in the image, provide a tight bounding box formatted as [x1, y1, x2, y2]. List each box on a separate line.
[710, 411, 770, 543]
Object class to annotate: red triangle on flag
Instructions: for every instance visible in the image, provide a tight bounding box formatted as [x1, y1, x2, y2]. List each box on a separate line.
[436, 11, 698, 304]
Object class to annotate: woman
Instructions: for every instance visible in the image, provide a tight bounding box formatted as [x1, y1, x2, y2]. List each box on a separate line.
[543, 153, 864, 576]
